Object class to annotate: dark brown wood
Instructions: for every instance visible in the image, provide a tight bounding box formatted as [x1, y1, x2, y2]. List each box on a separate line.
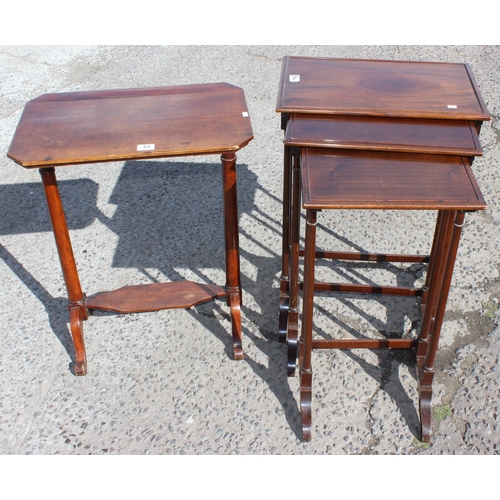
[285, 114, 483, 156]
[312, 339, 418, 349]
[9, 84, 253, 374]
[417, 211, 454, 371]
[301, 148, 487, 211]
[277, 56, 490, 121]
[301, 250, 430, 263]
[86, 282, 226, 313]
[278, 145, 292, 343]
[309, 282, 424, 297]
[8, 83, 254, 168]
[419, 211, 466, 442]
[277, 56, 489, 443]
[287, 152, 302, 376]
[299, 209, 317, 442]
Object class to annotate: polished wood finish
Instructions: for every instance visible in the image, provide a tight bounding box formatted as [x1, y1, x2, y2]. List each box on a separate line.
[312, 339, 418, 349]
[286, 114, 483, 156]
[277, 59, 490, 361]
[8, 83, 254, 374]
[8, 83, 253, 167]
[277, 56, 490, 121]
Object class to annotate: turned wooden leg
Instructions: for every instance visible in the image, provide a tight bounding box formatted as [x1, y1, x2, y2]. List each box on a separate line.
[221, 153, 244, 360]
[287, 152, 301, 376]
[417, 211, 453, 373]
[278, 145, 292, 342]
[421, 210, 445, 308]
[40, 168, 88, 375]
[300, 209, 317, 442]
[419, 211, 465, 442]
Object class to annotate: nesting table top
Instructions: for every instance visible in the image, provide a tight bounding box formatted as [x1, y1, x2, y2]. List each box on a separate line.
[277, 56, 490, 121]
[285, 113, 483, 156]
[301, 148, 487, 211]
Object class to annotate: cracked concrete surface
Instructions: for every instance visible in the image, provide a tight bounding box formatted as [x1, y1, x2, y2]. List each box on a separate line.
[1, 45, 499, 455]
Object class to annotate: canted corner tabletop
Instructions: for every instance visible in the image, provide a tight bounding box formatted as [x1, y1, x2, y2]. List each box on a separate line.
[8, 82, 254, 375]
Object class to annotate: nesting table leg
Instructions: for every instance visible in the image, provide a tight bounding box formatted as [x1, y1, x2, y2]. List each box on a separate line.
[221, 153, 244, 360]
[417, 211, 453, 372]
[287, 152, 302, 375]
[278, 145, 292, 342]
[418, 210, 465, 442]
[40, 167, 89, 376]
[299, 209, 318, 441]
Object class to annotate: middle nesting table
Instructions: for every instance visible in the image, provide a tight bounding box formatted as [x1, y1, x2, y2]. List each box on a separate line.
[280, 113, 484, 374]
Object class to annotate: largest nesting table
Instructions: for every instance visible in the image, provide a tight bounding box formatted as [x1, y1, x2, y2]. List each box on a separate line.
[8, 83, 254, 375]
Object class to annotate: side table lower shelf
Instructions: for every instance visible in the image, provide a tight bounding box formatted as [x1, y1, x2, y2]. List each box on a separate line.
[86, 282, 226, 314]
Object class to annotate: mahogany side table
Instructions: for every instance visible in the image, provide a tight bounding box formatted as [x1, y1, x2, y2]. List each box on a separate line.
[8, 83, 254, 375]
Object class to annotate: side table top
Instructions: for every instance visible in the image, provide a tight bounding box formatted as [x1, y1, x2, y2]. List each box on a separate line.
[277, 56, 490, 121]
[8, 83, 254, 168]
[301, 148, 486, 211]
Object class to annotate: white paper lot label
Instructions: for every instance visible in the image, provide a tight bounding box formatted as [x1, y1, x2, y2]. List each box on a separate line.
[137, 144, 155, 151]
[289, 75, 300, 82]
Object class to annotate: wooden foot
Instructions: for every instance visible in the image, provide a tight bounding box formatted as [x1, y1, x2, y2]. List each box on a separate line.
[227, 290, 244, 360]
[300, 369, 313, 442]
[419, 368, 434, 442]
[419, 385, 433, 442]
[287, 308, 299, 376]
[69, 305, 87, 376]
[278, 293, 289, 343]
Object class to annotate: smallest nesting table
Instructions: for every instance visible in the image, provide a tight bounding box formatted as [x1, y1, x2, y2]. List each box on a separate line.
[8, 83, 254, 375]
[298, 148, 486, 441]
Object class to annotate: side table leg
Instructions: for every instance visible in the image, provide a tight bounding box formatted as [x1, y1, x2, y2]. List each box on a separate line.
[300, 209, 317, 442]
[419, 211, 465, 442]
[278, 145, 292, 342]
[40, 168, 88, 375]
[221, 153, 244, 360]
